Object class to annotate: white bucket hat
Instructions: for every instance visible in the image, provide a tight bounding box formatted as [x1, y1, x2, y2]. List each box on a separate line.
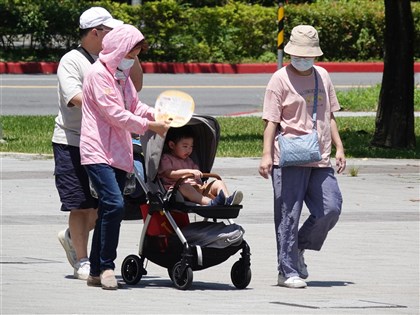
[79, 7, 123, 29]
[284, 25, 323, 57]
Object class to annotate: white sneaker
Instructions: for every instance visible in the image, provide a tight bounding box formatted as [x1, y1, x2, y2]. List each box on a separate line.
[74, 258, 90, 280]
[58, 228, 77, 268]
[278, 273, 307, 288]
[298, 249, 308, 279]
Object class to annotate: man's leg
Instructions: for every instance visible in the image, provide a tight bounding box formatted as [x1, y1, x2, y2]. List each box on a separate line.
[69, 208, 97, 261]
[53, 143, 98, 280]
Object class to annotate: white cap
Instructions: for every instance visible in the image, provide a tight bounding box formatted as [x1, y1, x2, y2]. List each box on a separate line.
[79, 7, 123, 29]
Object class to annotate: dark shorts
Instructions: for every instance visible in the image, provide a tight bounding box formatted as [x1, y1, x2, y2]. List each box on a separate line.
[53, 143, 98, 211]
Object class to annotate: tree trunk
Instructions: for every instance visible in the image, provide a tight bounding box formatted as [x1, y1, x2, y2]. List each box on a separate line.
[372, 0, 415, 149]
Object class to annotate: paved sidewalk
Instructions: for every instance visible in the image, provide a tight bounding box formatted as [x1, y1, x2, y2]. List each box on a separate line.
[1, 154, 419, 314]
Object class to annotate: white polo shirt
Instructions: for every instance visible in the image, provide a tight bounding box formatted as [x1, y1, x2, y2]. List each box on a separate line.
[52, 49, 97, 147]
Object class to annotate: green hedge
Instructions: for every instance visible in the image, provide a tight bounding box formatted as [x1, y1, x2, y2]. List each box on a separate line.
[1, 0, 419, 62]
[138, 1, 278, 63]
[285, 1, 385, 61]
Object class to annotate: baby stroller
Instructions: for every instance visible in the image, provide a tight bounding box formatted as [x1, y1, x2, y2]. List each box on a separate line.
[121, 115, 251, 290]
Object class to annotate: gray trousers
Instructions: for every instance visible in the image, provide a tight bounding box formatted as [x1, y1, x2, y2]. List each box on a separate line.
[272, 166, 342, 278]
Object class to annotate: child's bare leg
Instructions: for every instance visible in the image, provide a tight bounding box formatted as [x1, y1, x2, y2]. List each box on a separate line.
[210, 180, 243, 205]
[209, 180, 229, 197]
[179, 184, 212, 205]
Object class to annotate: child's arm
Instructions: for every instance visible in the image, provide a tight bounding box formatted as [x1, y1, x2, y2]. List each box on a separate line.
[161, 168, 202, 180]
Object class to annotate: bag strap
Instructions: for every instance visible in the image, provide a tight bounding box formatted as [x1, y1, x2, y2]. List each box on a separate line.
[312, 69, 319, 130]
[75, 46, 95, 64]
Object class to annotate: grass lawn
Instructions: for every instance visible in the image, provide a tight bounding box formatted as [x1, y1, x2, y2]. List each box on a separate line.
[1, 115, 419, 159]
[2, 84, 419, 158]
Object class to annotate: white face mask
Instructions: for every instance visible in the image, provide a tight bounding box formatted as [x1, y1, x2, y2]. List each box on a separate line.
[118, 58, 135, 70]
[291, 56, 315, 72]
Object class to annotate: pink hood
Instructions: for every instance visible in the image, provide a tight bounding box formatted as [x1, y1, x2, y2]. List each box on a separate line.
[99, 24, 145, 74]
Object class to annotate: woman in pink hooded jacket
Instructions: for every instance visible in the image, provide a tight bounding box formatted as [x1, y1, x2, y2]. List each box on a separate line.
[80, 24, 169, 290]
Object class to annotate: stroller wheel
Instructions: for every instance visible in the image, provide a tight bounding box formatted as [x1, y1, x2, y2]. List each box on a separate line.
[231, 260, 251, 289]
[167, 267, 174, 282]
[171, 262, 193, 290]
[121, 254, 144, 285]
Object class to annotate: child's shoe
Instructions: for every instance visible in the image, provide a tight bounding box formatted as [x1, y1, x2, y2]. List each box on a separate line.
[226, 191, 243, 205]
[208, 191, 226, 206]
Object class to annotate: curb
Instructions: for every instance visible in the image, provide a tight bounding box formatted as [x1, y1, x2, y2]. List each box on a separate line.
[1, 61, 420, 74]
[0, 62, 58, 74]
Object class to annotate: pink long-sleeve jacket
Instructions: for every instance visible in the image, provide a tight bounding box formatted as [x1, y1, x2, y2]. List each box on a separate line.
[80, 25, 154, 173]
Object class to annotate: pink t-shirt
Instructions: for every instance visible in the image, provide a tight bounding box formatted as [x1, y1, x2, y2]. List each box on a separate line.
[262, 65, 340, 167]
[158, 153, 202, 189]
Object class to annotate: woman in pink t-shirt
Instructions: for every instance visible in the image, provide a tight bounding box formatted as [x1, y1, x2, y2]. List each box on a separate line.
[259, 25, 346, 289]
[158, 126, 243, 206]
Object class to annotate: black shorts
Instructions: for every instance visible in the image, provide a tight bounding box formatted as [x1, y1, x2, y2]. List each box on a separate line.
[53, 143, 98, 211]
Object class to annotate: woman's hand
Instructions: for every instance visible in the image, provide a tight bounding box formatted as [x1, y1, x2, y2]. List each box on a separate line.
[148, 120, 171, 137]
[259, 154, 273, 179]
[335, 149, 346, 174]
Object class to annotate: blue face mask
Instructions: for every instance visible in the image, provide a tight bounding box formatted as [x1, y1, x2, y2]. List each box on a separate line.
[118, 58, 135, 70]
[291, 56, 315, 72]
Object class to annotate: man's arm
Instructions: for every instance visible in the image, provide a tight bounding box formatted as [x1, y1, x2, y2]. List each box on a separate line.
[68, 92, 83, 108]
[129, 56, 143, 92]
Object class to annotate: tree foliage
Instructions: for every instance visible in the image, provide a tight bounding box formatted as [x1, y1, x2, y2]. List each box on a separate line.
[0, 0, 419, 63]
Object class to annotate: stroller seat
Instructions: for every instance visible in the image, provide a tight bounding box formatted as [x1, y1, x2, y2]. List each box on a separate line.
[164, 173, 242, 219]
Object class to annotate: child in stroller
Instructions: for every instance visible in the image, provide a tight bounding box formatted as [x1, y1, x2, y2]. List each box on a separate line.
[121, 115, 251, 290]
[158, 125, 243, 207]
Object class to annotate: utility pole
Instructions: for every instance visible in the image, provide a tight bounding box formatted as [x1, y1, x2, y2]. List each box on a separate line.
[277, 2, 285, 69]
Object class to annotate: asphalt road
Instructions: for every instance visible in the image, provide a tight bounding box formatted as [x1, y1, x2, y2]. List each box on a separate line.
[0, 72, 396, 116]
